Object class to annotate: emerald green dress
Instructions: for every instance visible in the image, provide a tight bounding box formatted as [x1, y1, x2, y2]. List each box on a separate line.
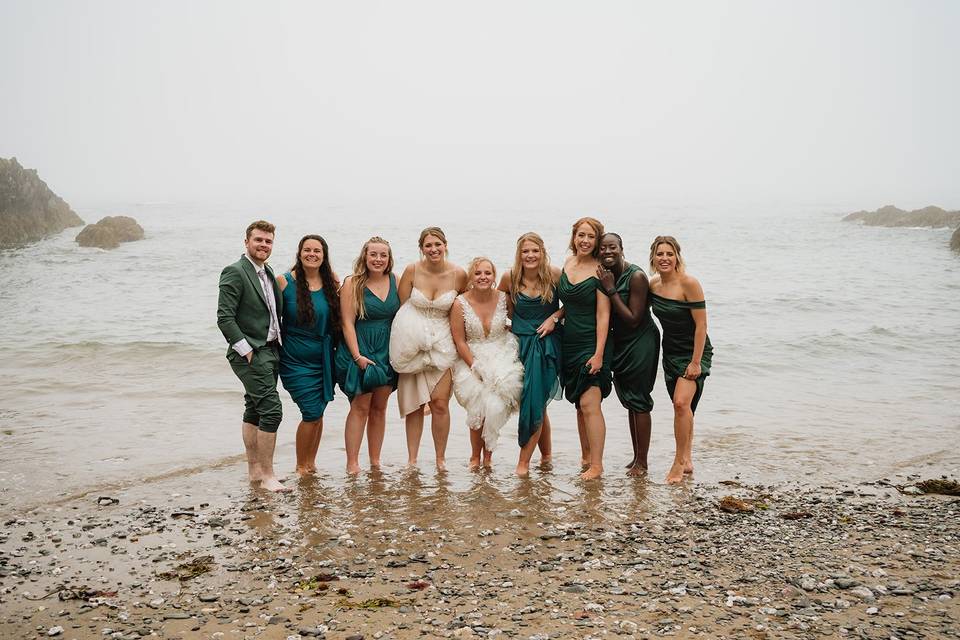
[511, 289, 563, 446]
[650, 292, 713, 413]
[556, 272, 612, 406]
[610, 264, 660, 413]
[335, 274, 401, 401]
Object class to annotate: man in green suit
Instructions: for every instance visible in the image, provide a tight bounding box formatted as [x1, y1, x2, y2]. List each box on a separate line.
[217, 220, 290, 492]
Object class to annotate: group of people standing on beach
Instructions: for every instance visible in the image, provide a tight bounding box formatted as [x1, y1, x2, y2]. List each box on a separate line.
[217, 217, 713, 492]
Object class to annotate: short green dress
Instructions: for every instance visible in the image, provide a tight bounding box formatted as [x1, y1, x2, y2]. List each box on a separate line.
[610, 264, 661, 413]
[511, 289, 563, 447]
[650, 292, 713, 413]
[556, 272, 612, 406]
[335, 274, 401, 401]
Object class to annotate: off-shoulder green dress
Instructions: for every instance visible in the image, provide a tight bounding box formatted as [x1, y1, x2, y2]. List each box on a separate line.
[650, 292, 713, 413]
[610, 264, 660, 413]
[511, 289, 563, 446]
[556, 272, 612, 406]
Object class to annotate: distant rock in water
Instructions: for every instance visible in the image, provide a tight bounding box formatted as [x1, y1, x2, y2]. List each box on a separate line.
[0, 157, 84, 247]
[843, 204, 960, 228]
[951, 227, 960, 252]
[76, 216, 145, 249]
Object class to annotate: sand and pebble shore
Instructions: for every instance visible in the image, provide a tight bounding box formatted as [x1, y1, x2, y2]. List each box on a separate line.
[2, 464, 958, 640]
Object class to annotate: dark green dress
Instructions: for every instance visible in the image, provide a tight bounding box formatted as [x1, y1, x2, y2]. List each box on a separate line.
[336, 274, 401, 401]
[279, 273, 336, 421]
[556, 272, 612, 406]
[650, 292, 713, 413]
[511, 289, 563, 447]
[610, 264, 661, 413]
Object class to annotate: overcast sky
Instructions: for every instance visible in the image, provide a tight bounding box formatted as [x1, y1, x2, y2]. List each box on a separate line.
[1, 1, 958, 208]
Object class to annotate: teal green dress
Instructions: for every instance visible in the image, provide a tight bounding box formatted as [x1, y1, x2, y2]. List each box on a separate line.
[650, 292, 713, 413]
[610, 264, 661, 413]
[336, 274, 401, 401]
[556, 272, 612, 406]
[511, 289, 563, 447]
[279, 273, 336, 421]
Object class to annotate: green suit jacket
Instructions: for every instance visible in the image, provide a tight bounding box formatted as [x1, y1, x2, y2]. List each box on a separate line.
[217, 255, 282, 356]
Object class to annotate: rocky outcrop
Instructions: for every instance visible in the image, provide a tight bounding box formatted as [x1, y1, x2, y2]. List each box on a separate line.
[76, 216, 145, 249]
[951, 227, 960, 252]
[0, 157, 84, 247]
[843, 205, 960, 228]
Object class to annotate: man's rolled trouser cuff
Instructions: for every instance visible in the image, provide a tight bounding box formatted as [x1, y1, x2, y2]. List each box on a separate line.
[230, 347, 282, 433]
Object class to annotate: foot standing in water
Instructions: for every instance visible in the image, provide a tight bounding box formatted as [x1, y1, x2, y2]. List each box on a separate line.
[597, 233, 660, 476]
[389, 227, 468, 470]
[337, 237, 400, 474]
[648, 235, 713, 484]
[216, 220, 289, 492]
[276, 235, 340, 477]
[451, 258, 524, 469]
[557, 217, 612, 480]
[499, 232, 563, 476]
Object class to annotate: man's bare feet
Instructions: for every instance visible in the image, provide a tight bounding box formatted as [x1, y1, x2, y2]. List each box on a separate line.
[580, 466, 603, 480]
[665, 461, 685, 484]
[260, 476, 292, 492]
[515, 462, 530, 477]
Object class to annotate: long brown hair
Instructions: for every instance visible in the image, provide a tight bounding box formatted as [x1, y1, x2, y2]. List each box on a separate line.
[510, 232, 554, 304]
[351, 237, 394, 319]
[568, 216, 604, 258]
[648, 235, 686, 274]
[292, 234, 341, 340]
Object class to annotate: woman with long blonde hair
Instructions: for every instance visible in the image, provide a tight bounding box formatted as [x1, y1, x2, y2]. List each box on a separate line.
[336, 237, 400, 473]
[498, 232, 562, 476]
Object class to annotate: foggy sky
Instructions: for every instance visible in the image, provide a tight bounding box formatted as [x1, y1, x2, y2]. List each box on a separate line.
[2, 1, 958, 208]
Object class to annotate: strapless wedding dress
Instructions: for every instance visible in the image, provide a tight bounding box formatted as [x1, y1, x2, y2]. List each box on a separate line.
[389, 288, 458, 416]
[451, 292, 524, 450]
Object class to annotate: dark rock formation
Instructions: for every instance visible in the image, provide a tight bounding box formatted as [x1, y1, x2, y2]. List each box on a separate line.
[0, 157, 84, 247]
[76, 216, 145, 249]
[843, 204, 960, 228]
[951, 227, 960, 252]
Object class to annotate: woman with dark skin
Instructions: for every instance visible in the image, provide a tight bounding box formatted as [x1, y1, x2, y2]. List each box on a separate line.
[596, 233, 660, 475]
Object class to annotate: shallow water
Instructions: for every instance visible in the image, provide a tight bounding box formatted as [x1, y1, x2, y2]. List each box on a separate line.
[1, 201, 958, 512]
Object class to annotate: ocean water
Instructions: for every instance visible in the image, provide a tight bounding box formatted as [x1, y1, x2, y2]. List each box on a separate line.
[1, 202, 958, 513]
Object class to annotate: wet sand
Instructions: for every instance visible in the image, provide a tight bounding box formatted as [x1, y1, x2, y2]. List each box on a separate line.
[1, 462, 958, 640]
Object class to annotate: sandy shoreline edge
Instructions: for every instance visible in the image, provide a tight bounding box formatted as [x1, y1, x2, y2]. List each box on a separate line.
[1, 461, 957, 639]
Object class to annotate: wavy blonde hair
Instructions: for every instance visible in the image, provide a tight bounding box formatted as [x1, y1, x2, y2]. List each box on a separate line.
[510, 232, 554, 304]
[568, 216, 604, 258]
[648, 235, 685, 274]
[466, 256, 496, 289]
[351, 236, 394, 319]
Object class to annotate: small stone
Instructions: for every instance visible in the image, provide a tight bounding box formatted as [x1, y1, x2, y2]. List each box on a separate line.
[849, 586, 875, 602]
[47, 627, 64, 637]
[538, 564, 555, 572]
[198, 593, 219, 603]
[562, 585, 587, 593]
[866, 606, 879, 615]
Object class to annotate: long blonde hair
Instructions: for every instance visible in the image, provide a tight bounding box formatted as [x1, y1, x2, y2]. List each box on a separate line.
[648, 235, 685, 274]
[351, 236, 394, 319]
[510, 232, 554, 304]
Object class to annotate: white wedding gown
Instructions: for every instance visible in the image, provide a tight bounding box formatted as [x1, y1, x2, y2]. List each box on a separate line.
[452, 292, 524, 450]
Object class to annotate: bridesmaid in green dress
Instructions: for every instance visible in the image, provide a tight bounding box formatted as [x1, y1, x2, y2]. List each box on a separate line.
[596, 233, 661, 476]
[499, 232, 563, 476]
[277, 235, 340, 476]
[337, 237, 401, 474]
[557, 217, 612, 480]
[648, 235, 713, 484]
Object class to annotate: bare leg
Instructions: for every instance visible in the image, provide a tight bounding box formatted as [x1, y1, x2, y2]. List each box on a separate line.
[516, 426, 542, 476]
[684, 416, 694, 474]
[344, 394, 372, 474]
[578, 387, 606, 480]
[256, 430, 291, 492]
[428, 371, 453, 471]
[627, 411, 651, 476]
[405, 406, 425, 466]
[367, 386, 392, 468]
[576, 409, 590, 468]
[537, 412, 552, 463]
[295, 419, 323, 475]
[468, 427, 483, 470]
[242, 422, 262, 482]
[666, 379, 696, 484]
[625, 412, 639, 468]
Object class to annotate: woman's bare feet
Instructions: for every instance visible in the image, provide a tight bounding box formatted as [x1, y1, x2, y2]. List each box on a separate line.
[580, 466, 603, 480]
[436, 458, 447, 472]
[295, 466, 315, 477]
[684, 462, 694, 474]
[626, 463, 647, 477]
[665, 461, 686, 484]
[260, 476, 292, 492]
[580, 458, 590, 469]
[482, 451, 492, 468]
[346, 463, 361, 475]
[515, 462, 530, 477]
[468, 457, 481, 471]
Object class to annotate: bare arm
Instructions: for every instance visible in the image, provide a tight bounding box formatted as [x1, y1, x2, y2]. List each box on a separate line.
[276, 273, 288, 292]
[498, 271, 514, 318]
[339, 277, 372, 369]
[449, 299, 474, 368]
[606, 271, 649, 329]
[454, 267, 469, 294]
[397, 263, 415, 304]
[684, 276, 708, 379]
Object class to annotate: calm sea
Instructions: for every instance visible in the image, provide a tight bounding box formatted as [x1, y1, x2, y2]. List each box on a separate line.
[2, 202, 958, 512]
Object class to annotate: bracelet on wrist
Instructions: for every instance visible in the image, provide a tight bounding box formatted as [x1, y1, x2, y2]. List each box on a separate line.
[353, 354, 362, 362]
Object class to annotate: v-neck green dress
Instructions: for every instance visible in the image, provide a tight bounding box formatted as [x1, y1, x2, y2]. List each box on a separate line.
[610, 264, 660, 413]
[336, 274, 401, 401]
[556, 272, 612, 406]
[650, 292, 713, 413]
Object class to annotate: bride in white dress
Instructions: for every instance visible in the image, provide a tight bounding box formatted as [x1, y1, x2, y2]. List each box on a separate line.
[389, 227, 468, 469]
[450, 257, 524, 469]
